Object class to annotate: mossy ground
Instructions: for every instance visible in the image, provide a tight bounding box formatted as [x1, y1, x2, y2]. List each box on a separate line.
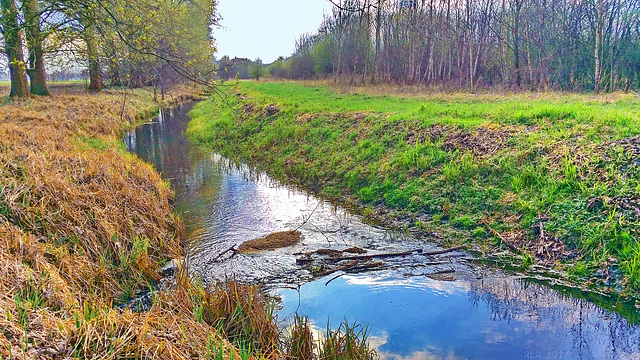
[188, 81, 640, 297]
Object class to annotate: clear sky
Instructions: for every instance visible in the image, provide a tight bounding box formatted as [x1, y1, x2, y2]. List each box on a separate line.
[213, 0, 334, 64]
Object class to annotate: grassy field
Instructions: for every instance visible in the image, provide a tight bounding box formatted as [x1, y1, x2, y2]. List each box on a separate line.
[189, 81, 640, 296]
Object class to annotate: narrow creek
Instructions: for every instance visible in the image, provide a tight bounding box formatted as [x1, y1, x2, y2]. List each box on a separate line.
[125, 102, 640, 360]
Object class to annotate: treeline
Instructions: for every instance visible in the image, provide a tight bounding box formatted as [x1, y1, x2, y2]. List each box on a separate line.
[279, 0, 640, 92]
[0, 0, 218, 97]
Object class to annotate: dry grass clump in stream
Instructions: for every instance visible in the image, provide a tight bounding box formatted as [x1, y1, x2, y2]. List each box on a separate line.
[237, 230, 302, 253]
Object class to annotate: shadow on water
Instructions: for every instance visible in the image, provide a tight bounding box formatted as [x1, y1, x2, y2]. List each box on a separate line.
[125, 102, 640, 360]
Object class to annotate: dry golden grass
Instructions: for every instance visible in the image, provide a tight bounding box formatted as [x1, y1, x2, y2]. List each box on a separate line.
[0, 86, 376, 359]
[0, 88, 193, 300]
[0, 223, 243, 358]
[0, 87, 287, 359]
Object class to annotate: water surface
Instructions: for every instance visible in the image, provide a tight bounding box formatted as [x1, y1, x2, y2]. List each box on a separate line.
[125, 102, 640, 360]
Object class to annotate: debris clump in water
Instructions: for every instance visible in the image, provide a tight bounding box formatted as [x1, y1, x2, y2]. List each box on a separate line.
[238, 230, 302, 253]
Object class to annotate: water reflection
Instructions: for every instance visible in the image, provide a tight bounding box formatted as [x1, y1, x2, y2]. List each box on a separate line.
[126, 102, 640, 360]
[278, 274, 640, 360]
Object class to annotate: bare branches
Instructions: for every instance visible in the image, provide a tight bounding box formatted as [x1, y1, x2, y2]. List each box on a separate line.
[290, 0, 640, 92]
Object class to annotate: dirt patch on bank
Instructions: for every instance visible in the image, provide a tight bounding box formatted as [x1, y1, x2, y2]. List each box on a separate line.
[406, 123, 527, 156]
[237, 230, 302, 252]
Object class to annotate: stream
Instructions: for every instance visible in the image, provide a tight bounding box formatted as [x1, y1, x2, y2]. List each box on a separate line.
[124, 102, 640, 360]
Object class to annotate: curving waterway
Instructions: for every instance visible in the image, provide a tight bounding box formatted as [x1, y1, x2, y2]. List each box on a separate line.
[125, 102, 640, 360]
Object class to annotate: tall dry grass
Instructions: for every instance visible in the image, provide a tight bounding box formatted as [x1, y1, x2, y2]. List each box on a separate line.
[0, 87, 264, 359]
[0, 86, 377, 359]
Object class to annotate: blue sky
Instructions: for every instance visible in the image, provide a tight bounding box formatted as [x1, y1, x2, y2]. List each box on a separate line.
[213, 0, 334, 63]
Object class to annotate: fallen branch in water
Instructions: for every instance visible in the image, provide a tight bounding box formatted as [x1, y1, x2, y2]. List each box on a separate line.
[210, 245, 237, 263]
[297, 245, 466, 264]
[344, 261, 385, 273]
[320, 260, 359, 277]
[324, 262, 384, 286]
[325, 273, 344, 286]
[297, 249, 420, 264]
[426, 269, 455, 276]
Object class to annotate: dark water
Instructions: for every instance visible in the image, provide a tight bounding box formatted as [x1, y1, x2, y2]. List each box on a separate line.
[125, 102, 640, 360]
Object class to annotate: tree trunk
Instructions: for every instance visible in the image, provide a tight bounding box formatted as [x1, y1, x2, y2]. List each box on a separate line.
[85, 27, 102, 92]
[514, 2, 522, 88]
[24, 0, 50, 96]
[374, 0, 382, 84]
[1, 0, 29, 97]
[594, 0, 603, 93]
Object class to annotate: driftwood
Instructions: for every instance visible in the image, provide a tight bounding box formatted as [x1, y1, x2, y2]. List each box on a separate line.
[427, 269, 455, 276]
[297, 249, 419, 264]
[345, 261, 385, 273]
[426, 269, 456, 280]
[296, 245, 466, 264]
[322, 262, 385, 286]
[325, 274, 344, 286]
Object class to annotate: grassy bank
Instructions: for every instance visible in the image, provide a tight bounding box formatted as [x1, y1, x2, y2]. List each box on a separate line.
[188, 81, 640, 296]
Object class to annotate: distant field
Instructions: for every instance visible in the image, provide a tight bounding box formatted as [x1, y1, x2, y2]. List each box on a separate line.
[189, 81, 640, 295]
[0, 80, 88, 97]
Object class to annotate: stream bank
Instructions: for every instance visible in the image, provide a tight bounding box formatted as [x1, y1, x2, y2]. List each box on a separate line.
[186, 82, 640, 302]
[0, 86, 280, 358]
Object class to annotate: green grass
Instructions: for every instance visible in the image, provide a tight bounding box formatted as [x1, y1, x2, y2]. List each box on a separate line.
[188, 81, 640, 295]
